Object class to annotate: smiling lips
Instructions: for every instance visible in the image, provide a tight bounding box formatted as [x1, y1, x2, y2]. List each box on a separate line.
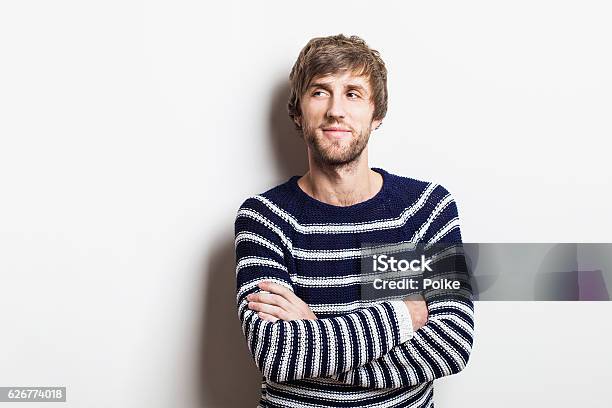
[322, 127, 352, 138]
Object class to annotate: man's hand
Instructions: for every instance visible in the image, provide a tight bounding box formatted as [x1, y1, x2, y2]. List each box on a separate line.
[247, 281, 318, 322]
[403, 295, 429, 331]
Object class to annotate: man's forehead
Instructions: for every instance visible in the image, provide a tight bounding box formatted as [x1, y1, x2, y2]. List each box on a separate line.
[308, 71, 371, 88]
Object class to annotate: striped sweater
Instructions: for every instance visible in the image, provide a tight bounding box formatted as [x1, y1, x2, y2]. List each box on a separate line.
[234, 167, 474, 408]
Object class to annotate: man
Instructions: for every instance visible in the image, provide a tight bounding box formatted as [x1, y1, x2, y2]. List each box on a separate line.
[234, 34, 474, 407]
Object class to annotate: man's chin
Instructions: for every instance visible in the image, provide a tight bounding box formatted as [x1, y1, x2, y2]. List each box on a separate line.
[315, 150, 361, 166]
[306, 132, 367, 166]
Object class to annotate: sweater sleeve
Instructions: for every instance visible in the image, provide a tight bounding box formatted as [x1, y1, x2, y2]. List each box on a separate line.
[235, 198, 415, 383]
[329, 187, 475, 388]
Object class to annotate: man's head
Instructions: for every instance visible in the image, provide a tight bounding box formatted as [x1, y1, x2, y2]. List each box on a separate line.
[287, 34, 388, 167]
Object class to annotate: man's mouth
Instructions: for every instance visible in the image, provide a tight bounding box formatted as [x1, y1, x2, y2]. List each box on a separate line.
[322, 127, 352, 138]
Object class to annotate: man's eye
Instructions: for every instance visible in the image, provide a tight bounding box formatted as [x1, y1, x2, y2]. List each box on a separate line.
[347, 92, 359, 98]
[313, 91, 326, 96]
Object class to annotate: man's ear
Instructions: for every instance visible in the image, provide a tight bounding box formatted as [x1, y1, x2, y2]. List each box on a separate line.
[293, 116, 302, 129]
[372, 118, 382, 130]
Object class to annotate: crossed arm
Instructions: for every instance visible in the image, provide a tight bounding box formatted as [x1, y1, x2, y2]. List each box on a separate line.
[247, 281, 429, 330]
[234, 194, 474, 388]
[246, 266, 473, 389]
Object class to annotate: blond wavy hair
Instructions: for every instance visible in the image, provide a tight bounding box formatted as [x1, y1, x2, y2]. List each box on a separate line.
[287, 34, 388, 130]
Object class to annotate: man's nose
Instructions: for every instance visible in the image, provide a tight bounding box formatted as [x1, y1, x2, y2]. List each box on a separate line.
[326, 94, 347, 119]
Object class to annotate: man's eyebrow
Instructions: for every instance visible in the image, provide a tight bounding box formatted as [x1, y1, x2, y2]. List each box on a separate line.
[345, 83, 368, 93]
[308, 82, 332, 90]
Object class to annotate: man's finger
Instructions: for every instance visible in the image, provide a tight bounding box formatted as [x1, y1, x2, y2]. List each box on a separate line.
[247, 292, 294, 311]
[257, 311, 279, 323]
[258, 281, 300, 303]
[248, 301, 289, 320]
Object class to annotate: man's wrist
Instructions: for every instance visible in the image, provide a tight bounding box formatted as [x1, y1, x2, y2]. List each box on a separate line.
[388, 300, 414, 343]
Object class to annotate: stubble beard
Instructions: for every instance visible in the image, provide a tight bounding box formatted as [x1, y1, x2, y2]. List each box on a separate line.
[302, 120, 373, 168]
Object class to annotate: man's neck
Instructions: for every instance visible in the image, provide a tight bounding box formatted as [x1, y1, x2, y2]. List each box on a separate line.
[298, 153, 383, 207]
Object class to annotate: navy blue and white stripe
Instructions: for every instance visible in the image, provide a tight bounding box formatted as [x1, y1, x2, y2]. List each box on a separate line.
[234, 168, 474, 408]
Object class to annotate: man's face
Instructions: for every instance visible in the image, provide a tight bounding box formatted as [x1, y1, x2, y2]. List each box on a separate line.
[295, 70, 382, 166]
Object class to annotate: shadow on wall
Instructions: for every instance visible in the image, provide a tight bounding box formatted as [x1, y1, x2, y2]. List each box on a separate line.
[198, 237, 261, 408]
[198, 79, 308, 407]
[268, 80, 309, 180]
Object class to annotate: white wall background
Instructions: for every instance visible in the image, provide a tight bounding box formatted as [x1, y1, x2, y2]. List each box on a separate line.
[1, 1, 611, 407]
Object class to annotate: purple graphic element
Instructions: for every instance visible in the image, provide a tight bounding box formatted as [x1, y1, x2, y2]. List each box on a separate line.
[578, 270, 610, 301]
